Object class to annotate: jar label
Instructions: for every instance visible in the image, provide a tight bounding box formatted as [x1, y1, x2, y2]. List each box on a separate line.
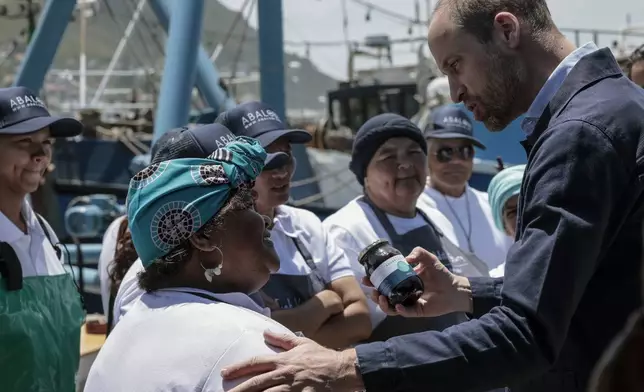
[369, 254, 415, 296]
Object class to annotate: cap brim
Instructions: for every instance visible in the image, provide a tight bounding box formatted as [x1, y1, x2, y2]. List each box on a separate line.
[264, 151, 290, 171]
[0, 116, 83, 138]
[425, 132, 486, 150]
[257, 129, 312, 148]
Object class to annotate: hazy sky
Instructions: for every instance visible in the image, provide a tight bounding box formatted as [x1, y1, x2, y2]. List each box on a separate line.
[219, 0, 644, 80]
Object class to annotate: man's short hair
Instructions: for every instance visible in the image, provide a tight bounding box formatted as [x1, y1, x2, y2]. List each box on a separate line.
[435, 0, 554, 43]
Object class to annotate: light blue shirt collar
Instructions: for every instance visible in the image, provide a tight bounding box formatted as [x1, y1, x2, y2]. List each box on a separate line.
[521, 42, 599, 135]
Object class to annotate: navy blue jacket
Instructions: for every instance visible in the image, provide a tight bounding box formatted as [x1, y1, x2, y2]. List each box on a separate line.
[355, 48, 644, 392]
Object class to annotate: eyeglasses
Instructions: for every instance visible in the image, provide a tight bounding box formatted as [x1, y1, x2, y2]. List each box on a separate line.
[433, 145, 474, 163]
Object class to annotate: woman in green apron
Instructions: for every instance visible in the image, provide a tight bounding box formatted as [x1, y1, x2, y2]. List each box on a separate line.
[0, 87, 85, 392]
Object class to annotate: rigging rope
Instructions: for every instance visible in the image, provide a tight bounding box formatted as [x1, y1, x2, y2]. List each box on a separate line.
[218, 0, 253, 56]
[100, 0, 158, 97]
[126, 0, 166, 58]
[94, 125, 149, 156]
[350, 0, 427, 26]
[0, 39, 19, 69]
[230, 0, 257, 96]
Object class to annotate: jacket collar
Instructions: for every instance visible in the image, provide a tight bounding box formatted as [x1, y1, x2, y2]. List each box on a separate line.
[521, 48, 623, 155]
[521, 42, 599, 136]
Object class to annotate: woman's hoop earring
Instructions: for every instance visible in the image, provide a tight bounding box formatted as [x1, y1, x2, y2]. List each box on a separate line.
[213, 265, 222, 276]
[201, 247, 224, 283]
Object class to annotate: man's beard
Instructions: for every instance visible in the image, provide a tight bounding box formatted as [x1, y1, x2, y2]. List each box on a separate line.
[479, 51, 526, 131]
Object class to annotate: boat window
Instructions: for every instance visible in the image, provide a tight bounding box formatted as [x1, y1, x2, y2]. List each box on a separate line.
[365, 95, 381, 119]
[384, 92, 401, 115]
[403, 92, 418, 119]
[331, 99, 342, 128]
[349, 97, 364, 130]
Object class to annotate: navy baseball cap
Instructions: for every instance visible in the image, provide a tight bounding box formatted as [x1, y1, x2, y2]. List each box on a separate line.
[216, 101, 312, 148]
[150, 123, 289, 170]
[425, 104, 486, 150]
[0, 86, 83, 137]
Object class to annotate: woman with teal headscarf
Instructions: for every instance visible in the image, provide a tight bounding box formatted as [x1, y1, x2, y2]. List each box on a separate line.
[84, 137, 297, 391]
[486, 164, 526, 277]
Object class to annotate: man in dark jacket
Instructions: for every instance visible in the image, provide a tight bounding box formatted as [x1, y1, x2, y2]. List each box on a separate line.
[218, 1, 644, 391]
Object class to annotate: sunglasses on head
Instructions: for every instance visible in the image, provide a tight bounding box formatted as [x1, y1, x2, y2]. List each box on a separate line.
[433, 145, 474, 163]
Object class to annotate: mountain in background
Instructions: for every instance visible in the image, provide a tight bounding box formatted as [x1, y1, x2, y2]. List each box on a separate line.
[0, 0, 339, 114]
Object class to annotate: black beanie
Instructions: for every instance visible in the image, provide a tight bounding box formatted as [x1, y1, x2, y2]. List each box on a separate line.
[349, 113, 428, 186]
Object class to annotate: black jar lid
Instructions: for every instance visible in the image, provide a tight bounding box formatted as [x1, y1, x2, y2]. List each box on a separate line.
[358, 238, 391, 264]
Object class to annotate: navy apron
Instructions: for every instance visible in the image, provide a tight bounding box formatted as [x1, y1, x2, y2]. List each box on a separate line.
[360, 196, 478, 342]
[260, 237, 327, 309]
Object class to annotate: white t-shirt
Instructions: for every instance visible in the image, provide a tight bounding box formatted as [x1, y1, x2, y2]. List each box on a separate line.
[270, 205, 354, 283]
[322, 196, 459, 329]
[111, 258, 144, 325]
[424, 186, 512, 271]
[84, 288, 294, 391]
[98, 215, 126, 316]
[0, 198, 66, 278]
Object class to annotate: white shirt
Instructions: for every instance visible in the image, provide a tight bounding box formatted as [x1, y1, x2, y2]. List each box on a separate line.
[270, 205, 354, 283]
[84, 288, 295, 392]
[0, 199, 66, 278]
[424, 186, 512, 271]
[323, 196, 459, 329]
[111, 258, 144, 325]
[98, 215, 126, 316]
[521, 42, 599, 135]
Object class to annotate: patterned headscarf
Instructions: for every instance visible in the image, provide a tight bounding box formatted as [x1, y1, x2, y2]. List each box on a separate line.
[487, 164, 526, 233]
[126, 136, 266, 268]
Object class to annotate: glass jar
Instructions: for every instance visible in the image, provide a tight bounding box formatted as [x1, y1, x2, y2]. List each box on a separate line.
[358, 239, 424, 307]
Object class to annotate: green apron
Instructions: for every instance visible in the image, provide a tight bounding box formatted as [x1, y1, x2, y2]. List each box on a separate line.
[0, 220, 85, 392]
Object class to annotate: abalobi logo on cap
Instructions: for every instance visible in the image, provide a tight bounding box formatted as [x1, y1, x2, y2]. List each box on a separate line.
[441, 115, 472, 131]
[0, 90, 49, 129]
[214, 132, 235, 149]
[241, 109, 281, 130]
[10, 94, 46, 112]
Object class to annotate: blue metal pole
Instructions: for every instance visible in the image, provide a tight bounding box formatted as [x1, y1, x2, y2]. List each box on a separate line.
[13, 0, 77, 92]
[148, 0, 235, 115]
[194, 49, 237, 113]
[257, 0, 286, 121]
[257, 0, 320, 202]
[152, 0, 205, 142]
